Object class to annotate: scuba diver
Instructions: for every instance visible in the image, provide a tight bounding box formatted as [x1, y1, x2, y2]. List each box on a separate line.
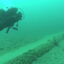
[0, 7, 22, 33]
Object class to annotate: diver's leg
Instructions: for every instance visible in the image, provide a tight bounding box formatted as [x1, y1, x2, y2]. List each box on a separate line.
[6, 26, 11, 33]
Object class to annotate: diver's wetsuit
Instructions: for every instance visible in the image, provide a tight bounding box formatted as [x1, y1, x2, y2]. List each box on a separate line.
[0, 7, 22, 33]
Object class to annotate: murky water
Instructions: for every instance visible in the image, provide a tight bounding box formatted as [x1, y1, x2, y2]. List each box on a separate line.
[0, 0, 64, 64]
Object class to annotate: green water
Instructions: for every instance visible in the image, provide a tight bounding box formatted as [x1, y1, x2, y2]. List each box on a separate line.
[0, 0, 64, 41]
[0, 0, 64, 64]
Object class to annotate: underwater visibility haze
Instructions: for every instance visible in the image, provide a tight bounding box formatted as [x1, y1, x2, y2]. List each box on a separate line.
[0, 0, 64, 64]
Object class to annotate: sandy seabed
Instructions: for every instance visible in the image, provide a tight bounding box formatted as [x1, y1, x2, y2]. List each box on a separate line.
[33, 40, 64, 64]
[0, 32, 64, 64]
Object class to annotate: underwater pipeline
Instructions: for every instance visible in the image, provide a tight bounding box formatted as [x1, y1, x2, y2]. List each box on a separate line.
[5, 33, 64, 64]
